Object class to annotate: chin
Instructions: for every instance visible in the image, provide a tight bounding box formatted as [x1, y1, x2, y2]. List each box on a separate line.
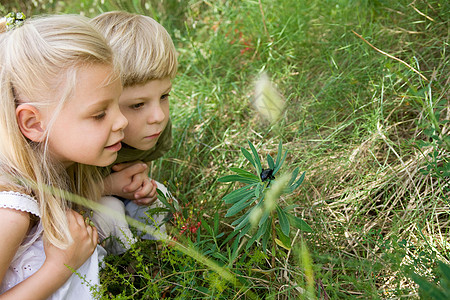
[130, 140, 158, 151]
[137, 144, 156, 151]
[97, 154, 118, 167]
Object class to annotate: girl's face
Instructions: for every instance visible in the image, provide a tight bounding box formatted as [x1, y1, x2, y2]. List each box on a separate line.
[45, 64, 128, 167]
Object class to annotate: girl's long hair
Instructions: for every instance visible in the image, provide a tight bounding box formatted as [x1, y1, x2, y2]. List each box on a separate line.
[0, 15, 118, 248]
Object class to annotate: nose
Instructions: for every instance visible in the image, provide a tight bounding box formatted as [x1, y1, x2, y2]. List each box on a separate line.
[147, 103, 165, 124]
[112, 106, 128, 132]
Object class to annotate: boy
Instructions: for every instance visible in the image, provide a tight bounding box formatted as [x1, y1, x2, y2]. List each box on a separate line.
[90, 11, 178, 254]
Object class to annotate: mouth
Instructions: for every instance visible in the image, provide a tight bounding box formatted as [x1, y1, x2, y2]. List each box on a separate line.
[105, 139, 123, 152]
[145, 131, 161, 139]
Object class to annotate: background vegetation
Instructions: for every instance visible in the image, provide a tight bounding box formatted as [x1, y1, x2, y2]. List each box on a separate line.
[2, 0, 448, 298]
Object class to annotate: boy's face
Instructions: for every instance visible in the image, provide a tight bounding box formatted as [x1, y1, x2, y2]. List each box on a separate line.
[119, 77, 171, 151]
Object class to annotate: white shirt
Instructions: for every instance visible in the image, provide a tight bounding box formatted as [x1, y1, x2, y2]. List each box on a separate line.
[0, 191, 104, 299]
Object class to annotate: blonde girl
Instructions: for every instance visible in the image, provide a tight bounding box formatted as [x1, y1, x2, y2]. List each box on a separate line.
[0, 14, 127, 299]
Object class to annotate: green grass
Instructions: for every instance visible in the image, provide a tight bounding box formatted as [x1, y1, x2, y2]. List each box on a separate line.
[2, 0, 449, 298]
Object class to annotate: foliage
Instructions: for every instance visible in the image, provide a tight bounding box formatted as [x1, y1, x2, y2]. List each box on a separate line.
[218, 140, 311, 255]
[2, 0, 449, 298]
[411, 261, 450, 300]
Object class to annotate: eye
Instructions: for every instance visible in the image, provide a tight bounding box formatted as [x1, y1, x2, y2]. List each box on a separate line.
[130, 102, 144, 110]
[161, 93, 170, 101]
[93, 111, 106, 120]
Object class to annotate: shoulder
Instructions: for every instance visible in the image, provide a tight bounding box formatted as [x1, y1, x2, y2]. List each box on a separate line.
[0, 191, 40, 217]
[0, 193, 35, 273]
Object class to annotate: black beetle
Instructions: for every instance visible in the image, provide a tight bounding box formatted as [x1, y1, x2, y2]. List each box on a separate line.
[260, 168, 275, 182]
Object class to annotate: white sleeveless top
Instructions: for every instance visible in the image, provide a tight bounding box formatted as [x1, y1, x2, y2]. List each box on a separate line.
[0, 191, 105, 299]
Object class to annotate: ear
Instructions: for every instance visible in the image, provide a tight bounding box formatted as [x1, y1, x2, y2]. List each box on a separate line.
[16, 104, 46, 142]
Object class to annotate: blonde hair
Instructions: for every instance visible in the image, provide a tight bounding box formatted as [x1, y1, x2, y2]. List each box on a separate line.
[0, 14, 116, 248]
[91, 11, 178, 87]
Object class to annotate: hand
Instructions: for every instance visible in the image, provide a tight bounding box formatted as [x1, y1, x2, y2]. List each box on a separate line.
[43, 210, 98, 274]
[105, 162, 158, 205]
[132, 178, 158, 206]
[103, 162, 148, 197]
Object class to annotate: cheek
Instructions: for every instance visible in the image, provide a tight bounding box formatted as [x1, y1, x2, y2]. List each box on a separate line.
[162, 105, 170, 121]
[123, 122, 140, 142]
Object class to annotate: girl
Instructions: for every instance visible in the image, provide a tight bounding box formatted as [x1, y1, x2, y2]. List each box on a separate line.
[0, 14, 127, 299]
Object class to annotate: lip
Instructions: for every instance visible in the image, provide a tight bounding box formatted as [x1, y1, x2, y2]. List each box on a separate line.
[145, 131, 161, 139]
[105, 140, 122, 152]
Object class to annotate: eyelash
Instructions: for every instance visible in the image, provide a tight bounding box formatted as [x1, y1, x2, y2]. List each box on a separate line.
[93, 112, 106, 120]
[130, 103, 144, 110]
[128, 94, 170, 109]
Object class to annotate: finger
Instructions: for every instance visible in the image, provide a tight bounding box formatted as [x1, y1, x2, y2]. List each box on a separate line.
[113, 162, 147, 174]
[92, 226, 99, 244]
[86, 223, 93, 237]
[134, 194, 157, 206]
[120, 165, 149, 193]
[112, 162, 132, 172]
[69, 210, 85, 228]
[149, 180, 158, 198]
[123, 174, 146, 193]
[134, 198, 151, 205]
[134, 178, 153, 199]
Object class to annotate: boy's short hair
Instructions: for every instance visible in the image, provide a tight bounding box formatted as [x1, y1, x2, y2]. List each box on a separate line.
[91, 11, 178, 87]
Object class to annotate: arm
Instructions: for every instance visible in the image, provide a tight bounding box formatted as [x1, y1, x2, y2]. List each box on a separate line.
[103, 161, 157, 205]
[0, 209, 97, 300]
[0, 208, 30, 288]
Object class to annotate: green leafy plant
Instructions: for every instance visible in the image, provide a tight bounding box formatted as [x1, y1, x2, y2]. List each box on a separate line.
[411, 261, 450, 300]
[218, 140, 312, 258]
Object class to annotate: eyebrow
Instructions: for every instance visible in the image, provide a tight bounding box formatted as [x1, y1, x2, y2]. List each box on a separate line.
[123, 85, 173, 102]
[163, 84, 173, 93]
[86, 98, 114, 111]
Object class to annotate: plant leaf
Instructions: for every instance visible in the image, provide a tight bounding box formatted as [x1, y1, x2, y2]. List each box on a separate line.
[291, 171, 306, 190]
[438, 261, 450, 293]
[273, 149, 288, 175]
[231, 211, 249, 226]
[261, 219, 271, 254]
[221, 229, 238, 248]
[213, 212, 219, 236]
[201, 217, 213, 236]
[276, 205, 290, 236]
[248, 141, 262, 174]
[288, 167, 300, 187]
[267, 154, 275, 169]
[241, 147, 256, 168]
[258, 210, 270, 227]
[238, 223, 252, 239]
[284, 204, 300, 211]
[275, 238, 291, 250]
[157, 189, 175, 212]
[275, 140, 283, 170]
[411, 273, 448, 299]
[223, 183, 258, 204]
[287, 213, 313, 232]
[256, 216, 270, 239]
[234, 211, 251, 231]
[230, 167, 260, 180]
[225, 193, 257, 217]
[246, 231, 259, 250]
[218, 174, 259, 184]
